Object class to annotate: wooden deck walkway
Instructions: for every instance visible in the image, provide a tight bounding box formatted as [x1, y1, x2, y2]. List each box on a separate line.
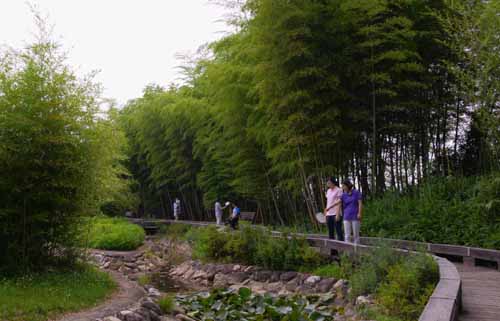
[456, 263, 500, 321]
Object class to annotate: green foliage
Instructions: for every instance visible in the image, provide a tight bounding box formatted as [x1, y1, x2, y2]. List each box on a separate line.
[349, 245, 402, 298]
[118, 0, 498, 228]
[176, 287, 338, 321]
[0, 264, 116, 321]
[313, 247, 437, 321]
[377, 254, 438, 321]
[138, 274, 152, 286]
[0, 19, 137, 273]
[0, 35, 99, 273]
[158, 294, 175, 314]
[189, 225, 325, 271]
[160, 223, 193, 241]
[310, 256, 350, 280]
[85, 217, 145, 251]
[364, 174, 500, 249]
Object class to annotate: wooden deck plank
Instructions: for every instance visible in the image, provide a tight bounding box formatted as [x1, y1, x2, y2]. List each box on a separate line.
[456, 263, 500, 321]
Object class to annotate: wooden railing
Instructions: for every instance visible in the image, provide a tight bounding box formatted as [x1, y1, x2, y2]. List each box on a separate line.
[130, 218, 471, 321]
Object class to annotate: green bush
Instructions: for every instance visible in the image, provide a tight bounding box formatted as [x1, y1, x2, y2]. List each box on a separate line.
[377, 254, 438, 321]
[190, 225, 325, 271]
[364, 174, 500, 249]
[160, 223, 192, 241]
[85, 217, 145, 251]
[349, 245, 402, 298]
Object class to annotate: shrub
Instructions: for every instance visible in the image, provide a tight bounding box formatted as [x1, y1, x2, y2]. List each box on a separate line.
[160, 223, 192, 241]
[377, 254, 438, 321]
[348, 245, 402, 298]
[364, 174, 500, 249]
[158, 294, 175, 314]
[85, 217, 145, 251]
[0, 33, 103, 273]
[190, 225, 325, 271]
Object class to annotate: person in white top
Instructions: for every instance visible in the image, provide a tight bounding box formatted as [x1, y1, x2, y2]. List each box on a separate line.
[173, 198, 181, 220]
[214, 200, 227, 225]
[324, 177, 344, 241]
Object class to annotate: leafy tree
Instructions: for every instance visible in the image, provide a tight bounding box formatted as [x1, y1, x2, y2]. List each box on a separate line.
[0, 38, 100, 272]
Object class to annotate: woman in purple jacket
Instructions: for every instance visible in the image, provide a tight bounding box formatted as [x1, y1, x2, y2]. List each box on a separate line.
[341, 180, 363, 244]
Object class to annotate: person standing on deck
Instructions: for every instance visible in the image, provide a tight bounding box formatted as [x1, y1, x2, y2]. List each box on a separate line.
[228, 202, 240, 229]
[214, 200, 227, 225]
[173, 198, 181, 220]
[341, 180, 362, 244]
[324, 177, 344, 241]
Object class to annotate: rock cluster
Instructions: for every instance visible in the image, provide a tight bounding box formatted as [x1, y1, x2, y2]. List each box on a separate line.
[169, 260, 348, 297]
[91, 240, 171, 281]
[96, 286, 167, 321]
[89, 238, 374, 321]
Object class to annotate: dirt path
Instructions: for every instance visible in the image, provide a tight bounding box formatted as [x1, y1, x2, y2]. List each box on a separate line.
[55, 270, 146, 321]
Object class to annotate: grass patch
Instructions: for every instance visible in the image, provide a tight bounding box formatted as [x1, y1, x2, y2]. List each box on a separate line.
[159, 223, 192, 241]
[0, 264, 116, 321]
[158, 294, 175, 314]
[137, 274, 152, 286]
[85, 216, 145, 251]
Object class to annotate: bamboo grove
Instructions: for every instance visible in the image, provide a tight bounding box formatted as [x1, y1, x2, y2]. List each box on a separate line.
[120, 0, 500, 225]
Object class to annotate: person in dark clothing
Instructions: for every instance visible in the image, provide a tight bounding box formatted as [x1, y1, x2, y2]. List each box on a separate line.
[324, 177, 344, 241]
[227, 202, 240, 229]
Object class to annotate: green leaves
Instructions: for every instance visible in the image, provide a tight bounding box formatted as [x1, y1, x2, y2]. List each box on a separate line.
[176, 288, 336, 321]
[0, 33, 109, 272]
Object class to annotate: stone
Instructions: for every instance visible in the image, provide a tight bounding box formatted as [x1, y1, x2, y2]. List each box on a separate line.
[103, 262, 111, 269]
[213, 273, 229, 288]
[269, 272, 281, 283]
[280, 271, 297, 282]
[304, 275, 321, 285]
[266, 282, 284, 293]
[103, 317, 122, 321]
[173, 305, 186, 315]
[244, 266, 255, 273]
[148, 287, 161, 298]
[333, 279, 347, 290]
[296, 284, 312, 293]
[118, 311, 144, 321]
[343, 306, 355, 318]
[183, 267, 195, 279]
[171, 262, 191, 276]
[355, 295, 371, 306]
[192, 270, 207, 279]
[252, 270, 272, 282]
[141, 300, 162, 315]
[316, 278, 336, 293]
[149, 310, 161, 321]
[134, 308, 152, 321]
[285, 277, 301, 292]
[229, 272, 249, 284]
[233, 264, 242, 271]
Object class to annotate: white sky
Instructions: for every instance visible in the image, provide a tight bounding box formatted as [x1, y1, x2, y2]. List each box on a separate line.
[0, 1, 231, 105]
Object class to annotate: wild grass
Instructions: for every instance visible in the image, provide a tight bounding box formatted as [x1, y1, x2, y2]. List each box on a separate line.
[84, 216, 145, 251]
[0, 264, 116, 321]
